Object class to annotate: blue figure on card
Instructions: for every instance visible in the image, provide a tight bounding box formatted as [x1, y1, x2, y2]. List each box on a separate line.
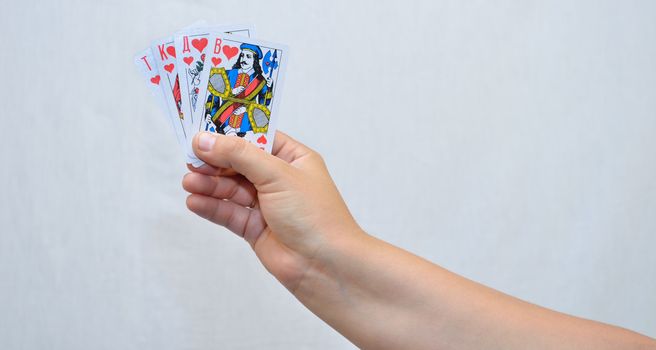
[204, 44, 277, 137]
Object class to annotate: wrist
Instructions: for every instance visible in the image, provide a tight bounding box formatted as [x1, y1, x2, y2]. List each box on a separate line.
[291, 225, 372, 301]
[289, 228, 410, 348]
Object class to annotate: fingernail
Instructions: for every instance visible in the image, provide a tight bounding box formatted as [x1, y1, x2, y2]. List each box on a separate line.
[198, 132, 216, 152]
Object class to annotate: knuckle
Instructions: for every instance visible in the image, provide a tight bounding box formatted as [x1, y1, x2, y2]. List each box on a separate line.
[308, 150, 326, 165]
[233, 138, 249, 157]
[220, 136, 248, 157]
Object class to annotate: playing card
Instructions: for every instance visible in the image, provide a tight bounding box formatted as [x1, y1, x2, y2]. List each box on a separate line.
[196, 33, 289, 153]
[135, 22, 288, 167]
[151, 36, 200, 165]
[174, 24, 255, 164]
[133, 48, 187, 157]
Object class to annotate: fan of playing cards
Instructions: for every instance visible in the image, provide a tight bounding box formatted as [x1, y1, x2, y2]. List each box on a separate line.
[134, 23, 288, 167]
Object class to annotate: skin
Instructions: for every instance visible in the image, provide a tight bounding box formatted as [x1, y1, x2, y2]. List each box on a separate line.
[183, 131, 656, 350]
[239, 50, 255, 71]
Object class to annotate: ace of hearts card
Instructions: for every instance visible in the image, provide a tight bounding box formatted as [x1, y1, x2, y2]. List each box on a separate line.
[198, 33, 288, 153]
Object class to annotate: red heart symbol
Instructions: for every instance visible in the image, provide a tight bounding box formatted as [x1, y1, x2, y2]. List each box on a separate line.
[166, 45, 176, 58]
[257, 135, 267, 145]
[191, 38, 208, 53]
[164, 63, 175, 73]
[150, 75, 160, 85]
[223, 45, 238, 60]
[183, 56, 194, 65]
[211, 57, 222, 66]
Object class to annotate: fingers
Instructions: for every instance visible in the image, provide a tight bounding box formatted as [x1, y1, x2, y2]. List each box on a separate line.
[193, 132, 291, 187]
[186, 194, 266, 240]
[182, 172, 257, 207]
[187, 163, 238, 177]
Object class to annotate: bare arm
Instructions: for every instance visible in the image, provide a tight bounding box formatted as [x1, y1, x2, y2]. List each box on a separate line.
[183, 131, 656, 350]
[294, 232, 654, 349]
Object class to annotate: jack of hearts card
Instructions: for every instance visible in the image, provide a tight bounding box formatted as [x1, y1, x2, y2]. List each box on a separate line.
[198, 33, 289, 153]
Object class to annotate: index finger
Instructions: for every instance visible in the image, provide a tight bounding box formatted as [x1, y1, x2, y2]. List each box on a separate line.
[187, 163, 238, 177]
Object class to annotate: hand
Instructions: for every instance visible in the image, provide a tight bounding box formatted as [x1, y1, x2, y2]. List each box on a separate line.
[232, 86, 246, 96]
[265, 76, 273, 88]
[182, 132, 656, 350]
[183, 131, 363, 291]
[233, 106, 246, 115]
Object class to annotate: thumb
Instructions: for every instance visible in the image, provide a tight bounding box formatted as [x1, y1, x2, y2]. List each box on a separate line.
[192, 132, 290, 187]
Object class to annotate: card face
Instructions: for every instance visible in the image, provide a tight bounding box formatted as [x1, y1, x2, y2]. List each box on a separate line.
[175, 32, 206, 128]
[175, 25, 255, 126]
[174, 25, 255, 162]
[151, 36, 206, 165]
[151, 38, 187, 131]
[136, 22, 284, 167]
[197, 33, 288, 153]
[134, 48, 187, 156]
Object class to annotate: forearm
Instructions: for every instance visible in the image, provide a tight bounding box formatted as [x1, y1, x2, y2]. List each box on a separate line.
[293, 230, 656, 350]
[186, 133, 654, 348]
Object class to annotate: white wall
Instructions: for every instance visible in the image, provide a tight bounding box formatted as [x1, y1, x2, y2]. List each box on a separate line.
[0, 0, 654, 349]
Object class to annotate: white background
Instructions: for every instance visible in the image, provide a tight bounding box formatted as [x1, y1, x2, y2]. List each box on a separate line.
[0, 0, 654, 349]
